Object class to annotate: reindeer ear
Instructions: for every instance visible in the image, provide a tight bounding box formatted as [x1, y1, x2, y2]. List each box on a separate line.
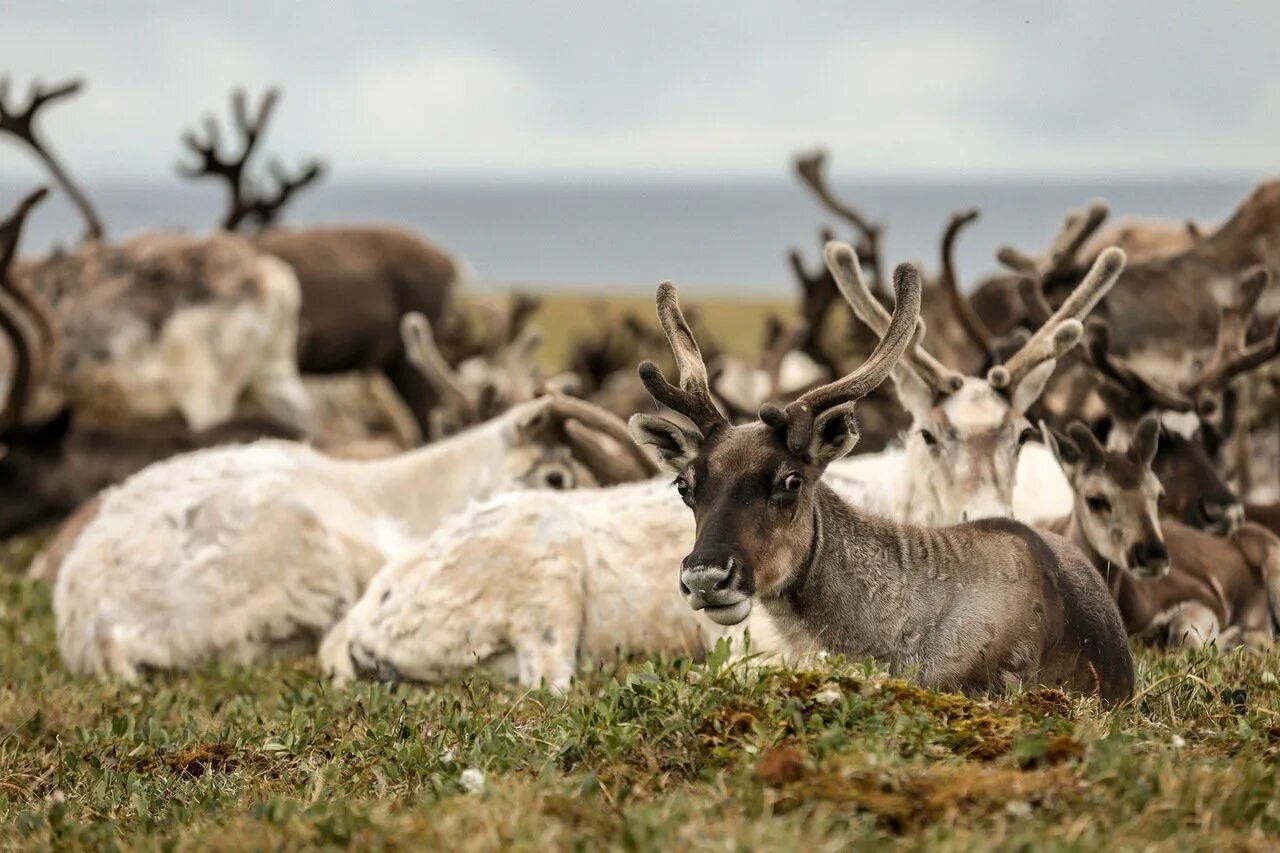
[628, 414, 701, 473]
[807, 401, 861, 466]
[1040, 420, 1082, 470]
[1131, 414, 1161, 469]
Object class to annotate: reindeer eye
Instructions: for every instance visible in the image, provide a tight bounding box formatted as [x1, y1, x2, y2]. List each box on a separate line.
[919, 429, 939, 447]
[1086, 496, 1112, 514]
[782, 473, 803, 493]
[674, 477, 692, 501]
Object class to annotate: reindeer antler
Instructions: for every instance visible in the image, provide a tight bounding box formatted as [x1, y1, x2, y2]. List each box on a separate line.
[794, 150, 887, 299]
[400, 311, 479, 423]
[997, 201, 1110, 281]
[638, 283, 728, 435]
[1183, 266, 1279, 411]
[0, 77, 104, 241]
[1084, 318, 1193, 412]
[0, 188, 50, 432]
[825, 239, 965, 398]
[178, 88, 323, 232]
[988, 247, 1126, 392]
[786, 228, 842, 374]
[762, 246, 922, 454]
[938, 209, 992, 354]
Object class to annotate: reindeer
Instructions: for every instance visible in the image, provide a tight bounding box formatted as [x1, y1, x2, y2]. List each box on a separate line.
[0, 190, 305, 538]
[178, 87, 462, 436]
[1083, 265, 1280, 530]
[626, 251, 1133, 700]
[828, 244, 1126, 526]
[321, 246, 1133, 701]
[1040, 419, 1280, 649]
[52, 309, 656, 679]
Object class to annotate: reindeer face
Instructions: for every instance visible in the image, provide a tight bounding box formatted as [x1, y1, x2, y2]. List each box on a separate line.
[903, 378, 1038, 523]
[1045, 418, 1169, 579]
[631, 414, 853, 626]
[504, 440, 595, 491]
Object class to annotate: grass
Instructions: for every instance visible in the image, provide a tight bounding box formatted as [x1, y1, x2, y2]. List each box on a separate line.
[4, 537, 1280, 851]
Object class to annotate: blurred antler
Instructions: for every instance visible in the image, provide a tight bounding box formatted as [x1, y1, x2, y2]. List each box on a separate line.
[794, 150, 887, 300]
[938, 209, 991, 354]
[1183, 266, 1280, 412]
[785, 227, 841, 374]
[0, 77, 104, 241]
[0, 188, 52, 432]
[997, 201, 1110, 281]
[178, 88, 323, 232]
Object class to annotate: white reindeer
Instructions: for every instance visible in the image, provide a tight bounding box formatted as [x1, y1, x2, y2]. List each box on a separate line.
[53, 315, 655, 680]
[829, 245, 1127, 525]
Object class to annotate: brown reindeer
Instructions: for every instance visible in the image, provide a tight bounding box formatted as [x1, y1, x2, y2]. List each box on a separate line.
[1041, 419, 1280, 649]
[175, 87, 461, 435]
[627, 244, 1134, 701]
[1083, 265, 1280, 531]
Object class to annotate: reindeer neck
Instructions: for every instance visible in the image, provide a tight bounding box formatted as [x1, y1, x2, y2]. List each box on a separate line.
[346, 411, 516, 536]
[762, 483, 960, 666]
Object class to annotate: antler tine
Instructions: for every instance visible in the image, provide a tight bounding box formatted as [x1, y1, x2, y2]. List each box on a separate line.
[0, 188, 58, 391]
[825, 239, 963, 396]
[997, 201, 1110, 279]
[794, 150, 887, 297]
[989, 246, 1126, 390]
[0, 188, 49, 432]
[548, 391, 659, 477]
[939, 208, 992, 353]
[1083, 318, 1193, 412]
[769, 255, 922, 454]
[637, 282, 726, 434]
[0, 289, 34, 434]
[0, 77, 103, 241]
[1048, 201, 1109, 272]
[399, 311, 478, 420]
[1184, 266, 1280, 403]
[254, 158, 325, 228]
[1016, 275, 1054, 327]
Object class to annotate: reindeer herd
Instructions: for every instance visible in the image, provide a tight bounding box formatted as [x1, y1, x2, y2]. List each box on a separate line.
[3, 76, 1280, 703]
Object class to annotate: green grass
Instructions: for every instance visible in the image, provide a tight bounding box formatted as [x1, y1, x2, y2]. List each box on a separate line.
[4, 538, 1280, 851]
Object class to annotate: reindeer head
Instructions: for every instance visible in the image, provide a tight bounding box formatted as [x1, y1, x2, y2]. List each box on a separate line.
[627, 244, 920, 626]
[840, 229, 1127, 523]
[1042, 416, 1169, 579]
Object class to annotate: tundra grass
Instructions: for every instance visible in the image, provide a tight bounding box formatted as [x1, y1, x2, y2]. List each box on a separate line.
[4, 537, 1280, 851]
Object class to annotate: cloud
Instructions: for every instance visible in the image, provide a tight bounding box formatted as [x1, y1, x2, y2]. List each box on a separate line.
[1, 1, 1277, 180]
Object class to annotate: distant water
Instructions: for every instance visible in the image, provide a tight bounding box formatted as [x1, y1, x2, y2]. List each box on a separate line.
[4, 177, 1256, 298]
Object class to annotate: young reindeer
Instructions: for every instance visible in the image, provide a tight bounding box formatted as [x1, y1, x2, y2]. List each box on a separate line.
[830, 245, 1127, 526]
[629, 246, 1134, 701]
[1041, 420, 1280, 649]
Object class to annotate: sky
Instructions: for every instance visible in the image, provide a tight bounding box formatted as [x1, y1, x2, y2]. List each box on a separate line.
[1, 1, 1278, 183]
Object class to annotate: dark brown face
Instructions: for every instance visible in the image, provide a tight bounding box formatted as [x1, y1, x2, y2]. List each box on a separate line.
[1151, 427, 1243, 535]
[631, 403, 861, 626]
[672, 423, 822, 624]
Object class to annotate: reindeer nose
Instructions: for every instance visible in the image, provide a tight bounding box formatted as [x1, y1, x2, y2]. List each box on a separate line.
[679, 554, 740, 610]
[1127, 540, 1170, 579]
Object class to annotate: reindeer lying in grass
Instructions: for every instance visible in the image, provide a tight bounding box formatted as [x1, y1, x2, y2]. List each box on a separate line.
[633, 264, 1133, 701]
[0, 191, 301, 539]
[321, 245, 1133, 701]
[52, 312, 654, 680]
[1040, 419, 1280, 649]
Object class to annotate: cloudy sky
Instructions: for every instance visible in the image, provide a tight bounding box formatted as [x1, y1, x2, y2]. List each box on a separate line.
[1, 1, 1277, 183]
